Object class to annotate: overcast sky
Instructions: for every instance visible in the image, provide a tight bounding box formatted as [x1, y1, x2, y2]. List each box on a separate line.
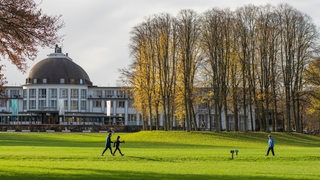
[4, 0, 320, 86]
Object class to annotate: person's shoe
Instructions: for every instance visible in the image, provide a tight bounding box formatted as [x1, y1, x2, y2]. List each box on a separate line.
[101, 154, 104, 156]
[112, 153, 115, 156]
[121, 154, 124, 156]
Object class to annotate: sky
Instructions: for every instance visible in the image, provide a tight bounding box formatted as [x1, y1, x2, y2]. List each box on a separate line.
[4, 0, 320, 86]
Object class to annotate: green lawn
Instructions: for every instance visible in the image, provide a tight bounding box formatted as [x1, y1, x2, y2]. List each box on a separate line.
[0, 131, 319, 179]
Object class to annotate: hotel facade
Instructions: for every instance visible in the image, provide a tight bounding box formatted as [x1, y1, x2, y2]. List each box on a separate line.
[0, 46, 255, 132]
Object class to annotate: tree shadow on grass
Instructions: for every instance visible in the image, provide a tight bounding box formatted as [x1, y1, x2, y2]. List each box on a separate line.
[0, 133, 100, 147]
[275, 133, 320, 147]
[200, 132, 320, 147]
[127, 155, 161, 162]
[1, 132, 319, 148]
[0, 134, 225, 149]
[0, 168, 297, 180]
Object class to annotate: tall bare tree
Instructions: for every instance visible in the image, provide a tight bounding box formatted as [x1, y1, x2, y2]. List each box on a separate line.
[152, 14, 178, 130]
[201, 8, 234, 131]
[176, 9, 202, 131]
[277, 4, 317, 132]
[128, 20, 157, 130]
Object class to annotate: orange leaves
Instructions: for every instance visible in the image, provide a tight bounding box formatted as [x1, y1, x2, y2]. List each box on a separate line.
[0, 0, 63, 85]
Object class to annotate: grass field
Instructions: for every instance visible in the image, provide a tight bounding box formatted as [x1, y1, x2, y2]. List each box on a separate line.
[0, 131, 319, 179]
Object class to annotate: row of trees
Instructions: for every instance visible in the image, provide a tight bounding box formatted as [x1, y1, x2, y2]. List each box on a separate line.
[121, 4, 319, 132]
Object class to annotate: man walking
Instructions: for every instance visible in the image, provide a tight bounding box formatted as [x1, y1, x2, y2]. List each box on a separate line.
[101, 132, 113, 156]
[266, 134, 275, 156]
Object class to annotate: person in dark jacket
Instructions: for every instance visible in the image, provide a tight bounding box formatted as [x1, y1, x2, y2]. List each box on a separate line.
[101, 132, 113, 156]
[265, 134, 275, 156]
[113, 135, 125, 156]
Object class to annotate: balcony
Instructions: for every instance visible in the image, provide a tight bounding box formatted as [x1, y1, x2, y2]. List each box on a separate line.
[88, 95, 127, 99]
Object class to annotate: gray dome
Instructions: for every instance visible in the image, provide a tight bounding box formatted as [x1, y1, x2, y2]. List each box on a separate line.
[26, 47, 92, 86]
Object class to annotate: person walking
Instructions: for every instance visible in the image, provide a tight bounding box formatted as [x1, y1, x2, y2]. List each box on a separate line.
[101, 132, 113, 156]
[113, 135, 125, 156]
[265, 134, 275, 156]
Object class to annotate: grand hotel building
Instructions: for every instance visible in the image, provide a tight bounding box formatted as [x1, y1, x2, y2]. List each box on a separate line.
[0, 46, 255, 132]
[0, 46, 139, 131]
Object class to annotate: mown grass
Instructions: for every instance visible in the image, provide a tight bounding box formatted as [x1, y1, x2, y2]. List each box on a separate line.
[0, 131, 319, 179]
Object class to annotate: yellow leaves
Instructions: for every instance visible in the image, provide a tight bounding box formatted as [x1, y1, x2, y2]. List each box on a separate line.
[307, 108, 315, 115]
[305, 58, 320, 86]
[256, 93, 265, 101]
[306, 88, 320, 115]
[305, 59, 320, 115]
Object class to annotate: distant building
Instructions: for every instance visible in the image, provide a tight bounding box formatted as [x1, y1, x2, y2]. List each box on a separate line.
[0, 46, 255, 131]
[0, 46, 139, 129]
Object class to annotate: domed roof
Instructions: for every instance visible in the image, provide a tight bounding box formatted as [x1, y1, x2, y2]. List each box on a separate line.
[26, 46, 92, 86]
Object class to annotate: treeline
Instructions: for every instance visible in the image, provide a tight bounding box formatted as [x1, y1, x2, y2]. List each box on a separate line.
[121, 4, 319, 132]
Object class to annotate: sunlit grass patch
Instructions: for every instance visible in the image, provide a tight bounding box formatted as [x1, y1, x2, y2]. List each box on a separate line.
[0, 131, 319, 179]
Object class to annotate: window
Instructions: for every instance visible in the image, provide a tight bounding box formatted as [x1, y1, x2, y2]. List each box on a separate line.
[95, 90, 102, 97]
[10, 89, 20, 98]
[26, 78, 31, 84]
[0, 100, 6, 107]
[60, 89, 68, 98]
[64, 100, 68, 110]
[117, 90, 126, 97]
[49, 100, 57, 109]
[210, 115, 215, 129]
[49, 89, 57, 98]
[23, 100, 27, 110]
[198, 103, 208, 109]
[105, 90, 114, 97]
[93, 100, 101, 108]
[39, 89, 46, 98]
[29, 100, 36, 109]
[81, 100, 86, 110]
[23, 89, 27, 98]
[71, 89, 79, 98]
[199, 114, 208, 129]
[80, 79, 83, 85]
[43, 78, 47, 84]
[33, 79, 38, 84]
[118, 101, 125, 108]
[39, 100, 46, 109]
[228, 115, 234, 131]
[60, 78, 65, 84]
[128, 114, 136, 121]
[128, 100, 134, 108]
[29, 89, 36, 98]
[70, 78, 75, 84]
[81, 89, 87, 99]
[70, 100, 78, 110]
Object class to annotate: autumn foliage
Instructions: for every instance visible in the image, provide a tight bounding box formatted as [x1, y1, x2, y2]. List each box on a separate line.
[0, 0, 63, 85]
[124, 4, 319, 132]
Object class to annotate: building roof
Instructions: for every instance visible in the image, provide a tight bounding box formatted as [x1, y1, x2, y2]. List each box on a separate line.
[26, 46, 92, 86]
